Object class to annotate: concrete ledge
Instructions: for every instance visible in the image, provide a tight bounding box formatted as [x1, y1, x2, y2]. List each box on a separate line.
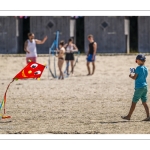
[0, 53, 150, 57]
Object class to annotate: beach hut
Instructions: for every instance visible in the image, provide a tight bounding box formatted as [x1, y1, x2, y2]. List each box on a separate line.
[84, 16, 127, 53]
[30, 16, 70, 54]
[0, 16, 21, 54]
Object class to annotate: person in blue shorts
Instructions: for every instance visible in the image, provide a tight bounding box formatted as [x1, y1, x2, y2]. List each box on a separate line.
[86, 35, 97, 75]
[121, 54, 150, 121]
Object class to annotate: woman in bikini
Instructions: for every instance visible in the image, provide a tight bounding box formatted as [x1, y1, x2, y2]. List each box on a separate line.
[64, 38, 78, 75]
[56, 41, 65, 80]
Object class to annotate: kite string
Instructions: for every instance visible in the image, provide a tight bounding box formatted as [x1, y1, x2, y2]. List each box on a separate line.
[3, 79, 14, 114]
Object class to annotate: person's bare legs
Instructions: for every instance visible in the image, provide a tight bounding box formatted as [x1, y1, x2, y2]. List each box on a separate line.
[70, 60, 74, 74]
[66, 61, 69, 75]
[142, 102, 150, 121]
[86, 62, 91, 75]
[60, 59, 64, 79]
[91, 61, 95, 75]
[58, 60, 62, 79]
[121, 102, 136, 120]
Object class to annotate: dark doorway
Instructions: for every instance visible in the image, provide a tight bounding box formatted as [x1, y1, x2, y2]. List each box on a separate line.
[76, 17, 84, 53]
[22, 17, 30, 53]
[129, 16, 138, 53]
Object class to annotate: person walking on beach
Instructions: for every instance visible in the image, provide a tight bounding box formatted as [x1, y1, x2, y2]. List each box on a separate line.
[86, 34, 97, 75]
[121, 54, 150, 121]
[24, 32, 47, 64]
[64, 38, 78, 75]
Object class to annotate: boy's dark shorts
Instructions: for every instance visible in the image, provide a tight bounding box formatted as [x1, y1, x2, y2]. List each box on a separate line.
[87, 54, 95, 62]
[132, 86, 148, 103]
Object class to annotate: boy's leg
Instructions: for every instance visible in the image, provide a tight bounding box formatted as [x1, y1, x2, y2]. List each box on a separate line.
[86, 62, 91, 75]
[122, 88, 141, 120]
[121, 102, 136, 120]
[141, 87, 150, 121]
[91, 61, 95, 75]
[142, 102, 149, 120]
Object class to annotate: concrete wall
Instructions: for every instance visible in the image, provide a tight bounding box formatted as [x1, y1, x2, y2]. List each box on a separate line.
[138, 16, 150, 53]
[30, 16, 70, 54]
[0, 17, 19, 54]
[84, 16, 126, 53]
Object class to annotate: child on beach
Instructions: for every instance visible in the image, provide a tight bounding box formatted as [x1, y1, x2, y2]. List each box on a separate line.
[121, 54, 150, 121]
[56, 41, 65, 80]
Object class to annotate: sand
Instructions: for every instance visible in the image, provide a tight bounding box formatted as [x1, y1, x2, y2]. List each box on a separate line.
[0, 55, 150, 134]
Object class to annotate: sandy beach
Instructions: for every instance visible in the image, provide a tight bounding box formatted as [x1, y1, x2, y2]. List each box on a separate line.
[0, 55, 150, 134]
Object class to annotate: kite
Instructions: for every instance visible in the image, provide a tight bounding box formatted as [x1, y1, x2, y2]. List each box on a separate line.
[0, 62, 46, 120]
[48, 31, 59, 79]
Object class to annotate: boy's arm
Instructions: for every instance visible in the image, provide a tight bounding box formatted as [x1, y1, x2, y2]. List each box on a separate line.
[129, 74, 138, 80]
[35, 36, 48, 44]
[24, 41, 30, 53]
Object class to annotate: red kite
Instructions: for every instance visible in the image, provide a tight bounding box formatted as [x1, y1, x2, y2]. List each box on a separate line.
[0, 62, 46, 119]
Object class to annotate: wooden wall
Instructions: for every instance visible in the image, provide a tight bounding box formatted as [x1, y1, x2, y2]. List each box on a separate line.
[2, 16, 150, 54]
[0, 17, 19, 54]
[138, 16, 150, 53]
[84, 16, 126, 53]
[30, 16, 70, 54]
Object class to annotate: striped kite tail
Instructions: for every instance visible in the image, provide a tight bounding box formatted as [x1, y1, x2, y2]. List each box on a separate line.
[0, 79, 14, 119]
[2, 79, 14, 115]
[0, 99, 4, 111]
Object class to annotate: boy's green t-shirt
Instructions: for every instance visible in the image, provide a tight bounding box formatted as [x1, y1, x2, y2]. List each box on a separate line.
[135, 65, 148, 89]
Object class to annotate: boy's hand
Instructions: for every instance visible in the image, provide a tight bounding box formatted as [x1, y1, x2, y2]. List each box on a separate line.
[129, 73, 138, 80]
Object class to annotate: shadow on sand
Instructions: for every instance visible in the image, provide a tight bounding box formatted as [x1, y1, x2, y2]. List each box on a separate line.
[99, 120, 143, 124]
[0, 120, 12, 123]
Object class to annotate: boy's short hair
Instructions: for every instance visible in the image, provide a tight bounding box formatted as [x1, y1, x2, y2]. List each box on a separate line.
[88, 34, 94, 39]
[136, 54, 146, 62]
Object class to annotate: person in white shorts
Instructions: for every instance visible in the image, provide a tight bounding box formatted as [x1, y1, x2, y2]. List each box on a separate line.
[24, 32, 48, 64]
